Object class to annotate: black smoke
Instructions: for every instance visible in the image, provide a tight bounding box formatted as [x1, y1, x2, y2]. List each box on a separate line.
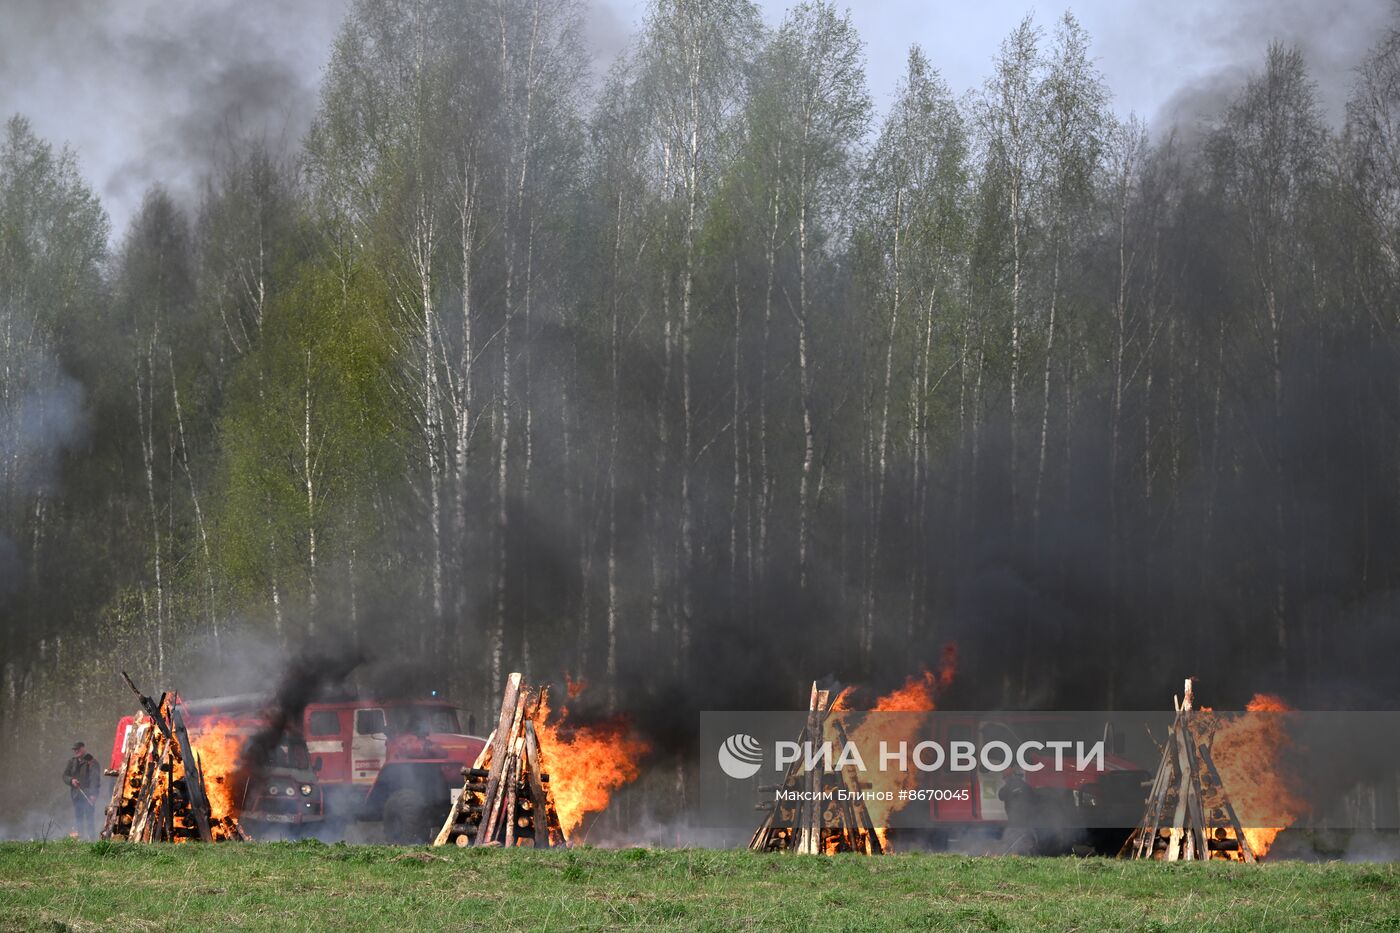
[239, 644, 363, 781]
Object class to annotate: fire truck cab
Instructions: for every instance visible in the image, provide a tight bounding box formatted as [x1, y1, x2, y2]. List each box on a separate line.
[302, 696, 487, 843]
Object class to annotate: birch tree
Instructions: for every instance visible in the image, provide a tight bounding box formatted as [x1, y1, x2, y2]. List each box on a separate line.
[753, 1, 869, 591]
[116, 189, 199, 673]
[857, 46, 967, 658]
[0, 117, 105, 734]
[636, 0, 758, 659]
[1209, 43, 1323, 673]
[978, 17, 1044, 526]
[1032, 13, 1107, 531]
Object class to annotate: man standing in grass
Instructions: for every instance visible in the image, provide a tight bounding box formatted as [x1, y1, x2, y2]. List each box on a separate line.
[62, 741, 100, 839]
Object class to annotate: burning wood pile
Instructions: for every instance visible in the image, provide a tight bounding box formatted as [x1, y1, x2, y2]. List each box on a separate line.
[435, 673, 567, 848]
[101, 673, 249, 843]
[751, 651, 957, 855]
[750, 683, 885, 855]
[1122, 678, 1259, 861]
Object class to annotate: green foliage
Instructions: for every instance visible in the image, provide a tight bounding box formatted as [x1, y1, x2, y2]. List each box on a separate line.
[216, 249, 400, 612]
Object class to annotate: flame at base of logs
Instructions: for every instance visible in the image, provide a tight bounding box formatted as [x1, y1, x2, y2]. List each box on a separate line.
[434, 673, 567, 849]
[101, 674, 249, 843]
[750, 683, 885, 856]
[1121, 678, 1258, 863]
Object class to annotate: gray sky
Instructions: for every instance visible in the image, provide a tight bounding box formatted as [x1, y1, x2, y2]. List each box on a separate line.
[618, 0, 1391, 119]
[2, 0, 1391, 235]
[0, 0, 344, 234]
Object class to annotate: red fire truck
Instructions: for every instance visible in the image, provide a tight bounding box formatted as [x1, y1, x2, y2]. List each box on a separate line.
[301, 695, 487, 843]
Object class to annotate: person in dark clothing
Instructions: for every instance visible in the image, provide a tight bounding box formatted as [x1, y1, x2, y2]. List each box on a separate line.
[998, 767, 1040, 855]
[62, 742, 100, 839]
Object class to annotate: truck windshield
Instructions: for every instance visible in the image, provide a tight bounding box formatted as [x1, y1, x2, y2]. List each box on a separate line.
[269, 739, 311, 770]
[385, 706, 459, 736]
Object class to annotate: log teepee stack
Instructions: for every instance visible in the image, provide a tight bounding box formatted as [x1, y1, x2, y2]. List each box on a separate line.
[434, 673, 567, 848]
[1121, 678, 1256, 862]
[749, 682, 884, 856]
[101, 674, 249, 843]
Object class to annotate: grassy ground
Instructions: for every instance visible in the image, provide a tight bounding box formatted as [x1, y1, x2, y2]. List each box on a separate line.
[1, 840, 1397, 932]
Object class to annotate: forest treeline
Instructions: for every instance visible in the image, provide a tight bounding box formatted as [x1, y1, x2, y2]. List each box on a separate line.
[6, 0, 1400, 809]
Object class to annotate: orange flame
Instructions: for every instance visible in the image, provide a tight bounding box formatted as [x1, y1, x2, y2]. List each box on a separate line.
[840, 644, 958, 846]
[870, 671, 940, 712]
[829, 687, 856, 712]
[1244, 693, 1290, 713]
[188, 718, 248, 820]
[533, 688, 649, 837]
[1208, 693, 1306, 857]
[872, 644, 957, 712]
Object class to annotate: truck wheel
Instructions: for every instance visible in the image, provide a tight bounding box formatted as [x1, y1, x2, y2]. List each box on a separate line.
[383, 788, 436, 844]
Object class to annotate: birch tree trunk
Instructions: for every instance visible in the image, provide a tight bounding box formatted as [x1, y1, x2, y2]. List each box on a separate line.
[865, 189, 902, 660]
[135, 343, 163, 678]
[796, 151, 815, 591]
[1033, 245, 1061, 535]
[169, 354, 217, 645]
[302, 349, 318, 627]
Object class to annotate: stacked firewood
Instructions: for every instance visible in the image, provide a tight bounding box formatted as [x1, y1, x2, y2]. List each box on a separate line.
[434, 673, 566, 848]
[750, 683, 884, 856]
[1121, 678, 1256, 862]
[101, 674, 249, 843]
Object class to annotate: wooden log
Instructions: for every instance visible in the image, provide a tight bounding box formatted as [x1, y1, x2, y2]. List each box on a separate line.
[523, 721, 553, 847]
[161, 755, 174, 842]
[171, 706, 213, 843]
[1131, 713, 1177, 859]
[102, 718, 151, 840]
[1180, 716, 1209, 859]
[798, 685, 828, 855]
[436, 728, 501, 846]
[1167, 719, 1192, 860]
[129, 745, 169, 842]
[470, 730, 496, 771]
[750, 728, 810, 851]
[1166, 681, 1198, 860]
[502, 738, 523, 849]
[1198, 738, 1257, 863]
[831, 719, 882, 855]
[473, 674, 523, 846]
[488, 755, 519, 847]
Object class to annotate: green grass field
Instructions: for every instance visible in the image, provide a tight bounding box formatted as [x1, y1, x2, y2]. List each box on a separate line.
[1, 840, 1397, 931]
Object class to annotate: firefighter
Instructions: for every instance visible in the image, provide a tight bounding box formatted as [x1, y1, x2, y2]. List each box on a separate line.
[62, 741, 100, 839]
